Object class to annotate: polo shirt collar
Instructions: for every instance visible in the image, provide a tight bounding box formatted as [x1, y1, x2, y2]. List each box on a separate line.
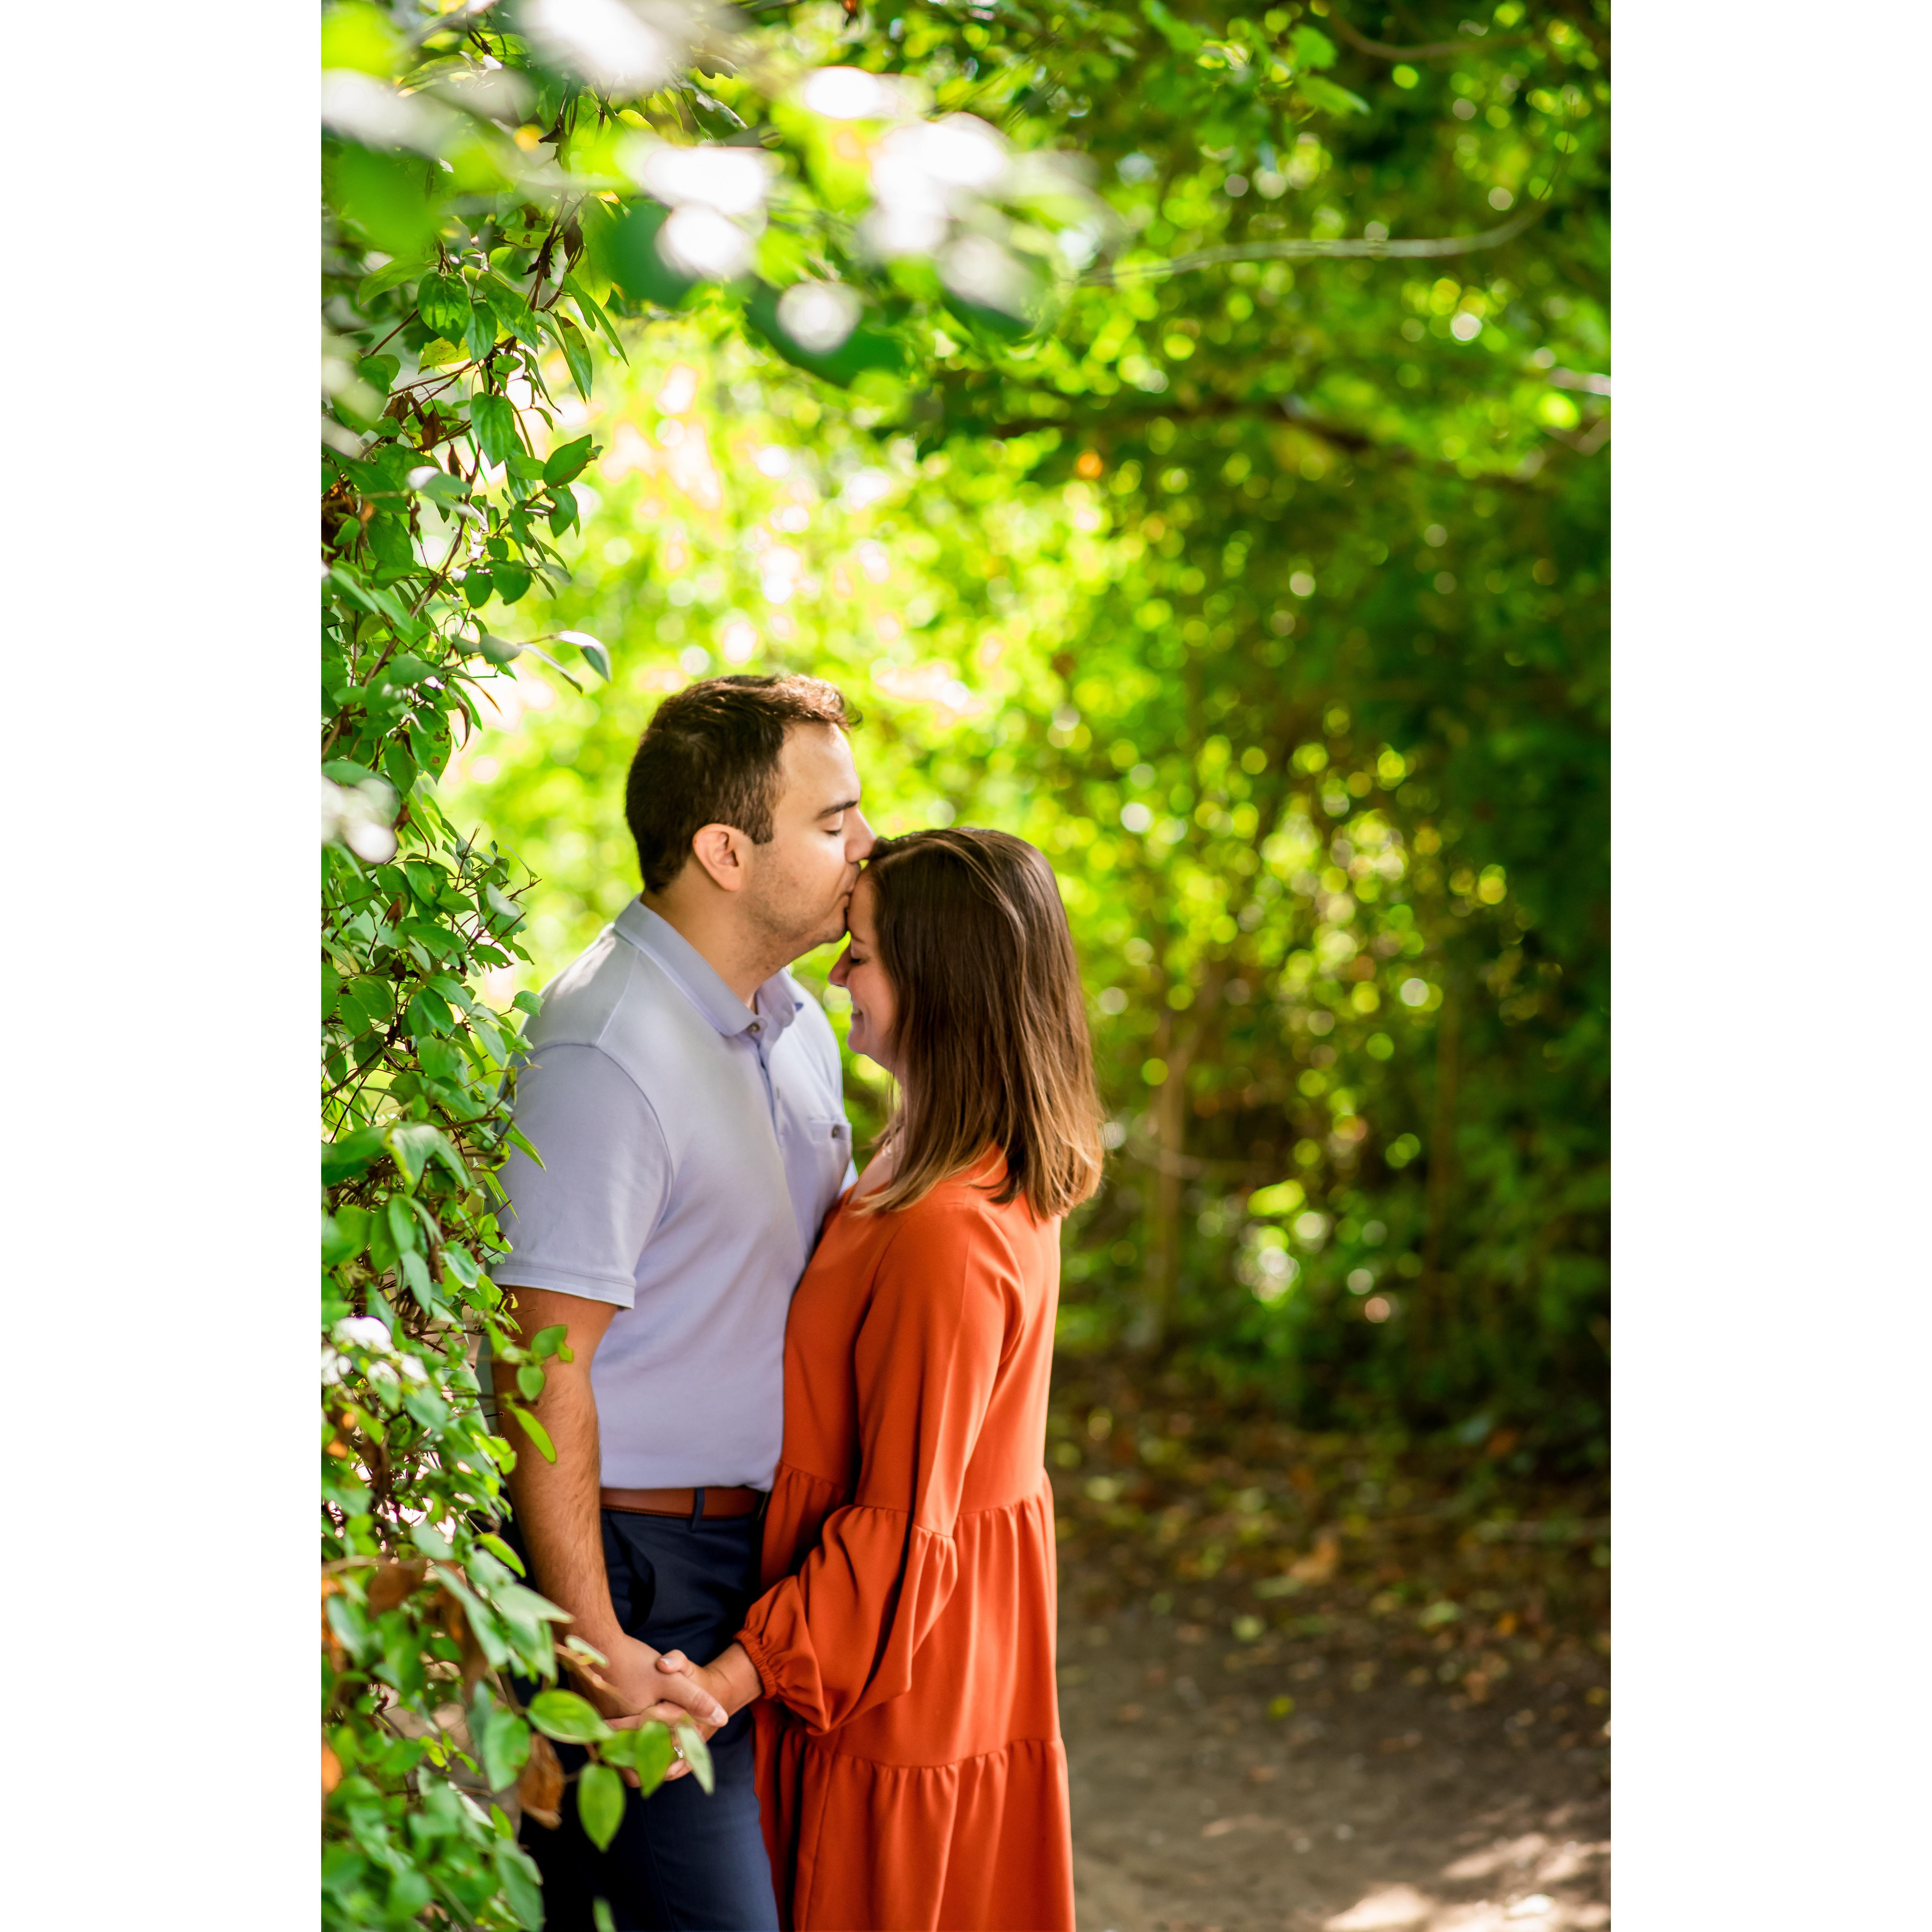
[615, 899, 802, 1043]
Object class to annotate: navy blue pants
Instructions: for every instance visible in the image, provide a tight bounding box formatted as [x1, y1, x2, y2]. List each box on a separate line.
[514, 1508, 779, 1932]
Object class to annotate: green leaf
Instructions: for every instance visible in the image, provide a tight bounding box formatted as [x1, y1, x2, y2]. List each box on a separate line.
[409, 1518, 454, 1561]
[1298, 74, 1369, 116]
[475, 1531, 526, 1576]
[593, 1902, 617, 1932]
[477, 1704, 532, 1791]
[323, 1205, 371, 1268]
[543, 435, 595, 485]
[577, 1761, 625, 1851]
[562, 272, 627, 358]
[399, 1248, 442, 1317]
[516, 1362, 545, 1401]
[505, 1401, 557, 1462]
[493, 1840, 546, 1932]
[1140, 0, 1205, 55]
[464, 294, 499, 364]
[1290, 23, 1338, 68]
[481, 271, 545, 347]
[470, 392, 520, 468]
[385, 1193, 421, 1255]
[554, 629, 610, 680]
[381, 653, 436, 687]
[355, 254, 431, 307]
[406, 463, 466, 503]
[556, 314, 595, 400]
[322, 1124, 390, 1186]
[530, 1323, 570, 1360]
[331, 146, 438, 258]
[513, 991, 543, 1017]
[417, 271, 473, 341]
[526, 1689, 612, 1745]
[386, 1120, 446, 1185]
[616, 1721, 675, 1795]
[673, 1721, 715, 1795]
[492, 562, 533, 604]
[407, 988, 455, 1038]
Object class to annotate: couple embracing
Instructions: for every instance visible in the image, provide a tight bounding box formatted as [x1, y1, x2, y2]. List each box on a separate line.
[491, 673, 1101, 1931]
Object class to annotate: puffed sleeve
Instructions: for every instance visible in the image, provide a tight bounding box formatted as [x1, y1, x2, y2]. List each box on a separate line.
[734, 1199, 1019, 1731]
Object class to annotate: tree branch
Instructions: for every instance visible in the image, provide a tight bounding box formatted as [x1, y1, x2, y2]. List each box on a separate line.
[969, 393, 1382, 454]
[1328, 10, 1531, 60]
[1089, 197, 1548, 286]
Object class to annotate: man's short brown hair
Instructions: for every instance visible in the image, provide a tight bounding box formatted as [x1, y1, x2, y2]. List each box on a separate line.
[624, 674, 857, 893]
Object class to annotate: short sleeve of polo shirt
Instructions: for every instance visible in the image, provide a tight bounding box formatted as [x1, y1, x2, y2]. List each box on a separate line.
[492, 1042, 671, 1307]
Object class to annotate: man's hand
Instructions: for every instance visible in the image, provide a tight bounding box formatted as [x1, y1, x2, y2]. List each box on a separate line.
[493, 1289, 726, 1744]
[591, 1632, 728, 1730]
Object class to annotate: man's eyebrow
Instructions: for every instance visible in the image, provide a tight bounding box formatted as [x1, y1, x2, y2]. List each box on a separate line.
[818, 795, 862, 818]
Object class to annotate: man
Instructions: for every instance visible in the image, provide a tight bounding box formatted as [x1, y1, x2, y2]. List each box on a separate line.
[490, 674, 872, 1931]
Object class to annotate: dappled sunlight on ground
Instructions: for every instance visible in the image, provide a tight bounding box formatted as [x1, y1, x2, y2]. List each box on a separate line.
[1049, 1394, 1609, 1932]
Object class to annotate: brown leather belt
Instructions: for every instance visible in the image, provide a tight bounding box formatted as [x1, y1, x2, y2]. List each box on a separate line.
[599, 1485, 767, 1521]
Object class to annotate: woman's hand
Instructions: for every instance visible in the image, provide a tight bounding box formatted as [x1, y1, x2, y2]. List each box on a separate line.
[652, 1642, 763, 1778]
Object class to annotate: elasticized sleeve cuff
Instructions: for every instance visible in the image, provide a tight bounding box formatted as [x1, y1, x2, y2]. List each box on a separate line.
[734, 1622, 782, 1700]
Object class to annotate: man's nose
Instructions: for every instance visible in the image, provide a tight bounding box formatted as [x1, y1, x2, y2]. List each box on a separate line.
[849, 809, 876, 859]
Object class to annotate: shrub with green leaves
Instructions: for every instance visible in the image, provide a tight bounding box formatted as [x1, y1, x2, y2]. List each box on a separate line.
[316, 2, 1128, 1923]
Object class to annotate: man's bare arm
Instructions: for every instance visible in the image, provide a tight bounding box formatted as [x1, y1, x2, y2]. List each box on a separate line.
[495, 1286, 725, 1727]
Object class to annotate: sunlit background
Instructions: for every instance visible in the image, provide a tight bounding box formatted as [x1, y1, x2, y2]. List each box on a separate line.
[445, 228, 1606, 1452]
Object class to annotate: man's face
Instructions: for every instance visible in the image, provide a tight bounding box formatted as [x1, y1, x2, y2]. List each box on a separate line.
[742, 723, 874, 963]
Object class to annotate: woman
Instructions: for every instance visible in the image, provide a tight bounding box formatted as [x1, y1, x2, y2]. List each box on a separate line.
[655, 827, 1103, 1930]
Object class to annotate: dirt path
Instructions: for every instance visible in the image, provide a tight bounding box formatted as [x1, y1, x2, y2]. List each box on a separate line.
[1057, 1593, 1608, 1932]
[1044, 1382, 1610, 1932]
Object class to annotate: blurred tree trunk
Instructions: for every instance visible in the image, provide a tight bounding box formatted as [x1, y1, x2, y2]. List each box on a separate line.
[1137, 963, 1228, 1354]
[1416, 975, 1462, 1373]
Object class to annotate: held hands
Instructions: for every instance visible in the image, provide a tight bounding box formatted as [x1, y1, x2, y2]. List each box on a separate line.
[585, 1632, 730, 1730]
[649, 1642, 763, 1780]
[574, 1634, 730, 1790]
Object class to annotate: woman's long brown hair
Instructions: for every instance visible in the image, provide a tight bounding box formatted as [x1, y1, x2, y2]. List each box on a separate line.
[854, 827, 1104, 1222]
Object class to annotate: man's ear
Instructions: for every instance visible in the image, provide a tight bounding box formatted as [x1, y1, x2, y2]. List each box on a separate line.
[687, 822, 751, 893]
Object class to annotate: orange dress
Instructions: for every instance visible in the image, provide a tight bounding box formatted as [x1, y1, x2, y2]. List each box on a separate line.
[734, 1158, 1074, 1932]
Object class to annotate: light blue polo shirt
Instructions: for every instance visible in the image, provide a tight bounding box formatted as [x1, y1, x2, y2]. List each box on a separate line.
[491, 900, 855, 1489]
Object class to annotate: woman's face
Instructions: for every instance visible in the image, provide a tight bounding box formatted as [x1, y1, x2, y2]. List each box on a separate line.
[829, 873, 898, 1075]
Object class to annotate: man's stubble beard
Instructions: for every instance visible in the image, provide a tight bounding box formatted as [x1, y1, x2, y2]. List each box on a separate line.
[743, 864, 852, 970]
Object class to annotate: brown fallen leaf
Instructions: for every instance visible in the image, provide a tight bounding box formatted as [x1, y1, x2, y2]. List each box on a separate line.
[321, 1740, 343, 1796]
[1289, 1532, 1340, 1584]
[518, 1733, 564, 1828]
[367, 1560, 427, 1614]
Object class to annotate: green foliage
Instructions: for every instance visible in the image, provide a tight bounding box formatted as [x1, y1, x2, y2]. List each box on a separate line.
[323, 2, 1605, 1922]
[448, 2, 1609, 1454]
